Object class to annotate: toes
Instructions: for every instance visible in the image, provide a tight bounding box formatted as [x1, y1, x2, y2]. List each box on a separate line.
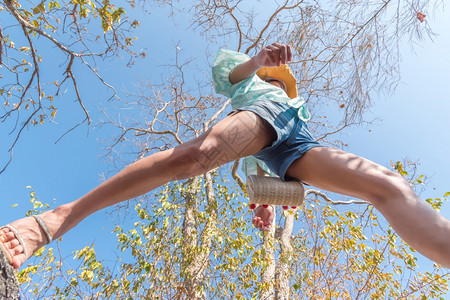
[12, 254, 26, 270]
[12, 244, 24, 255]
[7, 239, 20, 249]
[0, 231, 8, 242]
[1, 231, 24, 267]
[1, 231, 17, 242]
[0, 233, 20, 250]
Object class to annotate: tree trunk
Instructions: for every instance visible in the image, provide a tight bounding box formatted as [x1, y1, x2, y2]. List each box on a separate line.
[182, 172, 217, 300]
[275, 212, 295, 299]
[260, 208, 276, 299]
[0, 250, 20, 300]
[182, 176, 204, 299]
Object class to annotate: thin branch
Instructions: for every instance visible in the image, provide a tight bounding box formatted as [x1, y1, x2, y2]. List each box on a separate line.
[81, 57, 117, 102]
[0, 23, 3, 65]
[305, 189, 369, 205]
[56, 242, 84, 300]
[224, 1, 243, 52]
[67, 65, 90, 125]
[3, 0, 105, 58]
[231, 159, 245, 191]
[310, 0, 392, 80]
[204, 99, 230, 129]
[245, 0, 302, 54]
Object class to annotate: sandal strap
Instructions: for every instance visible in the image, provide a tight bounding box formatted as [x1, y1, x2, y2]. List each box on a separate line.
[1, 225, 28, 259]
[33, 215, 53, 244]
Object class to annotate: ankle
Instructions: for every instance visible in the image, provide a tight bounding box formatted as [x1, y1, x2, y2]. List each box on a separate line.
[42, 204, 74, 239]
[53, 204, 73, 220]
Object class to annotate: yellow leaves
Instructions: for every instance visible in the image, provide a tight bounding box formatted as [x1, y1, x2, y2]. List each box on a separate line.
[81, 269, 95, 282]
[33, 200, 43, 209]
[33, 3, 46, 15]
[19, 46, 30, 52]
[393, 161, 408, 176]
[29, 188, 43, 209]
[48, 1, 61, 11]
[131, 19, 140, 28]
[34, 246, 46, 257]
[425, 197, 444, 212]
[99, 4, 126, 33]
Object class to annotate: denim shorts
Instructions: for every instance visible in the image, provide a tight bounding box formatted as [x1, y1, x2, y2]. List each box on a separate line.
[237, 99, 323, 181]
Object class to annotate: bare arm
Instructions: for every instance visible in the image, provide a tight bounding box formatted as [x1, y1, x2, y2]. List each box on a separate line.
[229, 57, 260, 84]
[229, 43, 293, 84]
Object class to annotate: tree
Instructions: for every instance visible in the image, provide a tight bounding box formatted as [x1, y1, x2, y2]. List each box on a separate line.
[2, 0, 449, 299]
[0, 0, 139, 172]
[16, 168, 450, 298]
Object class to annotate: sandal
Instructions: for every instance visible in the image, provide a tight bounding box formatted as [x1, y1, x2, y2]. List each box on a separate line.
[0, 215, 53, 265]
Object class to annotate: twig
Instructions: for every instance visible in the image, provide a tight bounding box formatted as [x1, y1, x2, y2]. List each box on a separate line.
[56, 242, 84, 299]
[245, 0, 302, 54]
[3, 0, 104, 58]
[310, 0, 392, 80]
[231, 159, 246, 191]
[0, 23, 3, 65]
[305, 189, 369, 205]
[203, 99, 230, 129]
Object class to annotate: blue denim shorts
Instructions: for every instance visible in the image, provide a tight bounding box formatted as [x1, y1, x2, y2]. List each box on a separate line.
[237, 99, 323, 181]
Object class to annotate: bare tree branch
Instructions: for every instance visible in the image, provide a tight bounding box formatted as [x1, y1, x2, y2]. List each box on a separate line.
[305, 189, 369, 205]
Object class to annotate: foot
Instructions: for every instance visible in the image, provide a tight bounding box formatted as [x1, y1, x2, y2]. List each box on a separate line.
[0, 208, 68, 269]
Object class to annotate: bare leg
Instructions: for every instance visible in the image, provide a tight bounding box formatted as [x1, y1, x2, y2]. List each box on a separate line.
[1, 111, 277, 269]
[286, 147, 450, 267]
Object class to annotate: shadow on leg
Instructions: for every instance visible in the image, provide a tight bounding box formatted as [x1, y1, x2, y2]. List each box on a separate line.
[286, 147, 450, 267]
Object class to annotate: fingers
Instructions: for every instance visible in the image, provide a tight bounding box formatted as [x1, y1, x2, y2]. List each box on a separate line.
[252, 216, 271, 231]
[267, 43, 292, 66]
[256, 43, 292, 67]
[286, 44, 293, 62]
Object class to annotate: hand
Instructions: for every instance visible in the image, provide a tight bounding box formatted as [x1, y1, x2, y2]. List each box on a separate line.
[252, 205, 274, 231]
[252, 43, 293, 68]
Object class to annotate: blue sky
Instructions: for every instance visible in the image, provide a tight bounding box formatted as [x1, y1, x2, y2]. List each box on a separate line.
[0, 1, 449, 293]
[345, 7, 450, 270]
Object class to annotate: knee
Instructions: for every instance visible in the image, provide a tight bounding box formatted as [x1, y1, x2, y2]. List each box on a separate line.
[170, 139, 224, 179]
[365, 169, 414, 206]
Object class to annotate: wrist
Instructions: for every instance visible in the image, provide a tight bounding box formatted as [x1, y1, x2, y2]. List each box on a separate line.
[249, 56, 262, 70]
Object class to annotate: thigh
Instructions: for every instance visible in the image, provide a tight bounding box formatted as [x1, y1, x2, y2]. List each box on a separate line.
[182, 110, 276, 171]
[285, 147, 402, 202]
